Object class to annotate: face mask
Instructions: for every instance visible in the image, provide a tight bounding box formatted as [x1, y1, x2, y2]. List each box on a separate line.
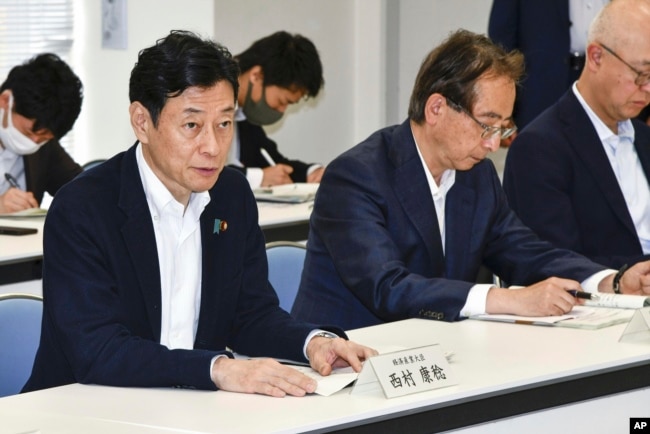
[242, 81, 284, 126]
[0, 94, 43, 155]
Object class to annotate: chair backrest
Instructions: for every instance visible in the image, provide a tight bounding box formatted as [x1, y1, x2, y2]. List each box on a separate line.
[82, 159, 106, 171]
[265, 241, 307, 313]
[0, 293, 43, 397]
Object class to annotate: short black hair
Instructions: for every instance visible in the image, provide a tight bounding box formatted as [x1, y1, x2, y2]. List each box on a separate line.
[129, 30, 240, 127]
[236, 31, 324, 98]
[408, 29, 524, 123]
[0, 53, 83, 139]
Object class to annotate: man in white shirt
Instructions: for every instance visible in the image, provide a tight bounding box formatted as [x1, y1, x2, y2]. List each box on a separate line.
[291, 28, 650, 331]
[23, 30, 375, 397]
[504, 0, 650, 269]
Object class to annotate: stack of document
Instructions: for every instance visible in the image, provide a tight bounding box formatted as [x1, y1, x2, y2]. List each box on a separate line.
[253, 183, 318, 204]
[2, 208, 48, 218]
[471, 307, 635, 330]
[471, 291, 649, 329]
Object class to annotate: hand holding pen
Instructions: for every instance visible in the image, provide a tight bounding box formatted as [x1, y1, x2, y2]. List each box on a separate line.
[1, 172, 38, 214]
[566, 289, 600, 301]
[259, 148, 293, 186]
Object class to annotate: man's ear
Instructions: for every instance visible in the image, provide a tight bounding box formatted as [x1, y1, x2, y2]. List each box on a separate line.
[424, 93, 446, 124]
[586, 43, 603, 70]
[129, 101, 152, 144]
[248, 65, 264, 84]
[0, 90, 12, 110]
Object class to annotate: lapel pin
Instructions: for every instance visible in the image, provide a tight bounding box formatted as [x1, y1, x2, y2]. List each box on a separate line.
[213, 219, 228, 234]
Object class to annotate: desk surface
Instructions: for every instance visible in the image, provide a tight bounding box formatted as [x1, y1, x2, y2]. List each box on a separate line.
[0, 318, 648, 434]
[0, 217, 45, 264]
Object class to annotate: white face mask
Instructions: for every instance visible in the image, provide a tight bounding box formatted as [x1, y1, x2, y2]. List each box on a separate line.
[0, 93, 43, 155]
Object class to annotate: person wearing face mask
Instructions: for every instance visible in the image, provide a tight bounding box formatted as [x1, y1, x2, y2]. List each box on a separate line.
[0, 53, 83, 214]
[227, 31, 325, 188]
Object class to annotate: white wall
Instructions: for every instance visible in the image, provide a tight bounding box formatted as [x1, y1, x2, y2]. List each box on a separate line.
[213, 0, 360, 166]
[72, 0, 216, 164]
[395, 0, 493, 123]
[71, 0, 499, 169]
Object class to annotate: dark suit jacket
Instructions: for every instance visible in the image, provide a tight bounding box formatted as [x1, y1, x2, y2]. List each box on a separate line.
[23, 144, 325, 392]
[23, 139, 82, 204]
[291, 120, 605, 330]
[503, 90, 650, 268]
[232, 119, 313, 182]
[489, 0, 573, 128]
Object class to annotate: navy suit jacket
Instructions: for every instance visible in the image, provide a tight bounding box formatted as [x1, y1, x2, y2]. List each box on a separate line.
[503, 90, 650, 268]
[488, 0, 572, 128]
[23, 139, 82, 205]
[231, 119, 313, 183]
[291, 120, 605, 330]
[23, 144, 326, 392]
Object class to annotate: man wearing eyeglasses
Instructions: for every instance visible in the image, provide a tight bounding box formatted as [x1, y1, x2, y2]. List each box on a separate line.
[504, 0, 650, 270]
[290, 29, 650, 330]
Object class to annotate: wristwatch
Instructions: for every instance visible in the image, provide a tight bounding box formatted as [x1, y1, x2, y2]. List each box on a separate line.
[313, 331, 338, 339]
[613, 264, 629, 294]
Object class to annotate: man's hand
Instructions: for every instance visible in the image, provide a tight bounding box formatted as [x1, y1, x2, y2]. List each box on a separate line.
[486, 277, 580, 317]
[604, 261, 650, 295]
[306, 166, 325, 183]
[306, 336, 377, 377]
[261, 164, 293, 186]
[211, 357, 318, 397]
[0, 188, 38, 214]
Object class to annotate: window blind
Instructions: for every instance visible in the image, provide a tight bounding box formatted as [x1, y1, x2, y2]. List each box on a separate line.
[0, 0, 75, 149]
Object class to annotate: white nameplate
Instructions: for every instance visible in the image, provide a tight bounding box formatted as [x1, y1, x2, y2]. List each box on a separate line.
[619, 306, 650, 344]
[351, 344, 456, 398]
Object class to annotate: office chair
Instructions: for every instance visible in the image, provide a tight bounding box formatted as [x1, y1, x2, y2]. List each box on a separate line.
[0, 293, 43, 397]
[82, 159, 106, 171]
[265, 241, 307, 313]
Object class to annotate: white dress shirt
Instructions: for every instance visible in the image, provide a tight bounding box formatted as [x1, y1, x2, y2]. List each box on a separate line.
[136, 144, 210, 350]
[569, 0, 610, 54]
[227, 109, 265, 189]
[414, 132, 610, 318]
[137, 144, 323, 365]
[573, 83, 650, 254]
[0, 147, 26, 194]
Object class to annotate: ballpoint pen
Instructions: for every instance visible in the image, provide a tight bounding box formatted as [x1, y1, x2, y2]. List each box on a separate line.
[4, 173, 20, 189]
[260, 148, 277, 166]
[566, 289, 599, 300]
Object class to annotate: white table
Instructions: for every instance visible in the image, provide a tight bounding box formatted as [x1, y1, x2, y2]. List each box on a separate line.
[0, 217, 45, 285]
[0, 217, 44, 265]
[257, 200, 312, 242]
[0, 318, 648, 433]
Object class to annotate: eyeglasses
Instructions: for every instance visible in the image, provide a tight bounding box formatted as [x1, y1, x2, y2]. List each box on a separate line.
[598, 42, 650, 87]
[446, 98, 517, 140]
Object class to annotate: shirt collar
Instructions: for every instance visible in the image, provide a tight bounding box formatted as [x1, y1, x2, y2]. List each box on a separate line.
[135, 143, 210, 219]
[412, 128, 456, 195]
[572, 82, 635, 146]
[235, 106, 246, 122]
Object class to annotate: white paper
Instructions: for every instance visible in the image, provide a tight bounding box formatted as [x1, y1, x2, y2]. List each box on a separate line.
[584, 293, 650, 309]
[291, 365, 359, 396]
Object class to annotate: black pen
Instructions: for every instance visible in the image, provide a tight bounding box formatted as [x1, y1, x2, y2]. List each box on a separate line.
[4, 173, 20, 189]
[567, 289, 599, 300]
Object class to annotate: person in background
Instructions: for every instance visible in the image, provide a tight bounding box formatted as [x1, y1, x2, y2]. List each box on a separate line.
[22, 30, 375, 396]
[503, 0, 650, 269]
[290, 29, 650, 331]
[488, 0, 609, 130]
[228, 31, 325, 188]
[0, 53, 83, 214]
